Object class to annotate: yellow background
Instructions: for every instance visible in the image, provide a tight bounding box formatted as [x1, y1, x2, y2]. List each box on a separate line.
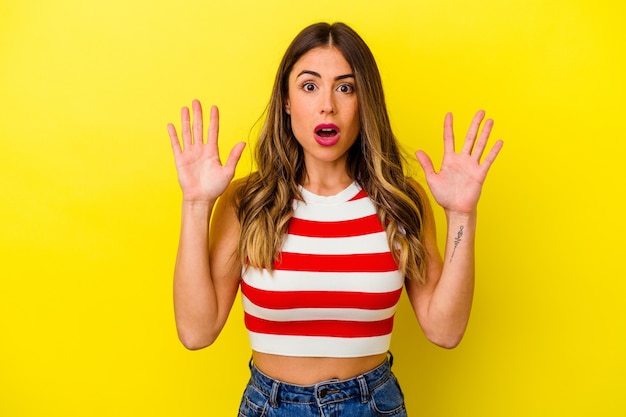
[1, 0, 624, 415]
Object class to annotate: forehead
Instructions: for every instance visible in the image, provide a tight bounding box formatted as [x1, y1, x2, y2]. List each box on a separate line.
[291, 46, 352, 76]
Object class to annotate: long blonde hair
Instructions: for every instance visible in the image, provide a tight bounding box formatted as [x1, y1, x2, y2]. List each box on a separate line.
[235, 22, 427, 283]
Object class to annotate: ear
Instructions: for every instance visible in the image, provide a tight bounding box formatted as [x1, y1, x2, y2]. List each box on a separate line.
[284, 98, 291, 115]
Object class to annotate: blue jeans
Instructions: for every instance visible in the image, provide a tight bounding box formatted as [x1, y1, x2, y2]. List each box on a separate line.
[238, 353, 407, 417]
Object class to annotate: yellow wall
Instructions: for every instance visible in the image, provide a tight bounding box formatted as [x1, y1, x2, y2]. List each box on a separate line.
[1, 0, 624, 415]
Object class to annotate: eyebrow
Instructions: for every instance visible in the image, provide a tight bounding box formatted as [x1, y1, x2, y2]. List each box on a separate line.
[296, 70, 355, 81]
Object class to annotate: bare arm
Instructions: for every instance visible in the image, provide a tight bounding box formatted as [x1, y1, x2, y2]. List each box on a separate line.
[168, 100, 246, 349]
[405, 190, 476, 349]
[407, 110, 503, 348]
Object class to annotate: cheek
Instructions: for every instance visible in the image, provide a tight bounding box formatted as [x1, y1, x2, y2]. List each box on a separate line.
[289, 100, 313, 127]
[348, 105, 361, 132]
[287, 106, 309, 139]
[290, 95, 313, 115]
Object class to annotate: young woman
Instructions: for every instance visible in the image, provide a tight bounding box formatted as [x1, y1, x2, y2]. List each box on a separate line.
[167, 22, 502, 417]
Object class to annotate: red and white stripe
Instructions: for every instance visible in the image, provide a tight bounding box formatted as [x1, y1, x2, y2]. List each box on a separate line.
[241, 183, 404, 357]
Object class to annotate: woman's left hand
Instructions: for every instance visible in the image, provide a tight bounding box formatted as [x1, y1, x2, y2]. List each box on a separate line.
[415, 110, 503, 215]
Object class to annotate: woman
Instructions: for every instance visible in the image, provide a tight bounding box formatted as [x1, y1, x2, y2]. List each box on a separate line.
[167, 22, 502, 416]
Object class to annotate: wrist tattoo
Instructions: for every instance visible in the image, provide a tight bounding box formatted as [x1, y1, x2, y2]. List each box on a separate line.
[450, 225, 464, 263]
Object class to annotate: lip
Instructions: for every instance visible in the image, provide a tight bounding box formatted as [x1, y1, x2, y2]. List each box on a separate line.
[313, 123, 340, 146]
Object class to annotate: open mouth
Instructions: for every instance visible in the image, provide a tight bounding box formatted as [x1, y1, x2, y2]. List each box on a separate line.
[313, 124, 341, 146]
[316, 127, 338, 137]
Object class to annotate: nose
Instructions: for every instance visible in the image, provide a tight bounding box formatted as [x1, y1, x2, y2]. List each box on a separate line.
[320, 90, 335, 114]
[321, 103, 335, 114]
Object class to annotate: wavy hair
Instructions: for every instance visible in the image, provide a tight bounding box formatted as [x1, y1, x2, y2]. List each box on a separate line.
[235, 22, 427, 283]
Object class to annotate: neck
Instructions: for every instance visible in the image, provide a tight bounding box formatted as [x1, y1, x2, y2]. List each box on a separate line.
[301, 168, 353, 196]
[299, 153, 355, 195]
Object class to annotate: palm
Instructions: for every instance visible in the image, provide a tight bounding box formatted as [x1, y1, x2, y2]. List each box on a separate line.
[168, 100, 246, 202]
[416, 111, 503, 214]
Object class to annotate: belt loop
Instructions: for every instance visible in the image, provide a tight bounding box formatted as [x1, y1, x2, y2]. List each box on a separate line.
[357, 375, 369, 403]
[269, 380, 281, 408]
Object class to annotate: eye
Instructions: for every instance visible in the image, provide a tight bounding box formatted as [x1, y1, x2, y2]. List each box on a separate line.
[302, 82, 317, 92]
[337, 83, 355, 94]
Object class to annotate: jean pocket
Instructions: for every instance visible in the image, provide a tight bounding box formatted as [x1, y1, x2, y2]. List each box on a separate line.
[369, 374, 407, 416]
[238, 382, 269, 417]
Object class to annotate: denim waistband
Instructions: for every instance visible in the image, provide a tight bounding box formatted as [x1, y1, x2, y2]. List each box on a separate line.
[248, 352, 394, 407]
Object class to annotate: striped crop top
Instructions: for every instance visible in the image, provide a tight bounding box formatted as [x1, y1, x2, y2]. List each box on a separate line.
[241, 181, 404, 358]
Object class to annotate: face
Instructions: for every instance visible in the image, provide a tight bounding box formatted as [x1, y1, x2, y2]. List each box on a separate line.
[284, 46, 360, 171]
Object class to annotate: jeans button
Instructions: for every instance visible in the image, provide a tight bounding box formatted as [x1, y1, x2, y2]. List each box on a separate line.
[319, 388, 328, 398]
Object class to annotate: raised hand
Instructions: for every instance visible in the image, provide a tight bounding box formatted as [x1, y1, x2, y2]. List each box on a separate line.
[415, 110, 503, 215]
[168, 100, 246, 203]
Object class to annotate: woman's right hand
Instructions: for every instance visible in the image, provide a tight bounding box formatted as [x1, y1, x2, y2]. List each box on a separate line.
[167, 99, 246, 203]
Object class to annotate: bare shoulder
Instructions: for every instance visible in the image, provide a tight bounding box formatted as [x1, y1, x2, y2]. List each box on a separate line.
[214, 174, 255, 217]
[405, 176, 435, 214]
[405, 176, 426, 194]
[210, 173, 259, 255]
[209, 177, 252, 280]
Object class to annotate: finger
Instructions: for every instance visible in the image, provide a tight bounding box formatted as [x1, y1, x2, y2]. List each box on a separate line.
[461, 110, 486, 154]
[207, 105, 220, 155]
[192, 99, 204, 145]
[224, 142, 247, 173]
[480, 139, 504, 173]
[181, 106, 192, 148]
[443, 112, 455, 154]
[167, 123, 182, 158]
[415, 150, 436, 177]
[472, 118, 494, 161]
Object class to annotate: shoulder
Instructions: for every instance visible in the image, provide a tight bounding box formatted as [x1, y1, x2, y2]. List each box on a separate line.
[405, 177, 429, 202]
[213, 175, 256, 226]
[405, 176, 426, 195]
[405, 176, 435, 218]
[220, 173, 259, 208]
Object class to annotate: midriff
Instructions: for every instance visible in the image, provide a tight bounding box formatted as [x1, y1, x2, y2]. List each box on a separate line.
[251, 351, 388, 385]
